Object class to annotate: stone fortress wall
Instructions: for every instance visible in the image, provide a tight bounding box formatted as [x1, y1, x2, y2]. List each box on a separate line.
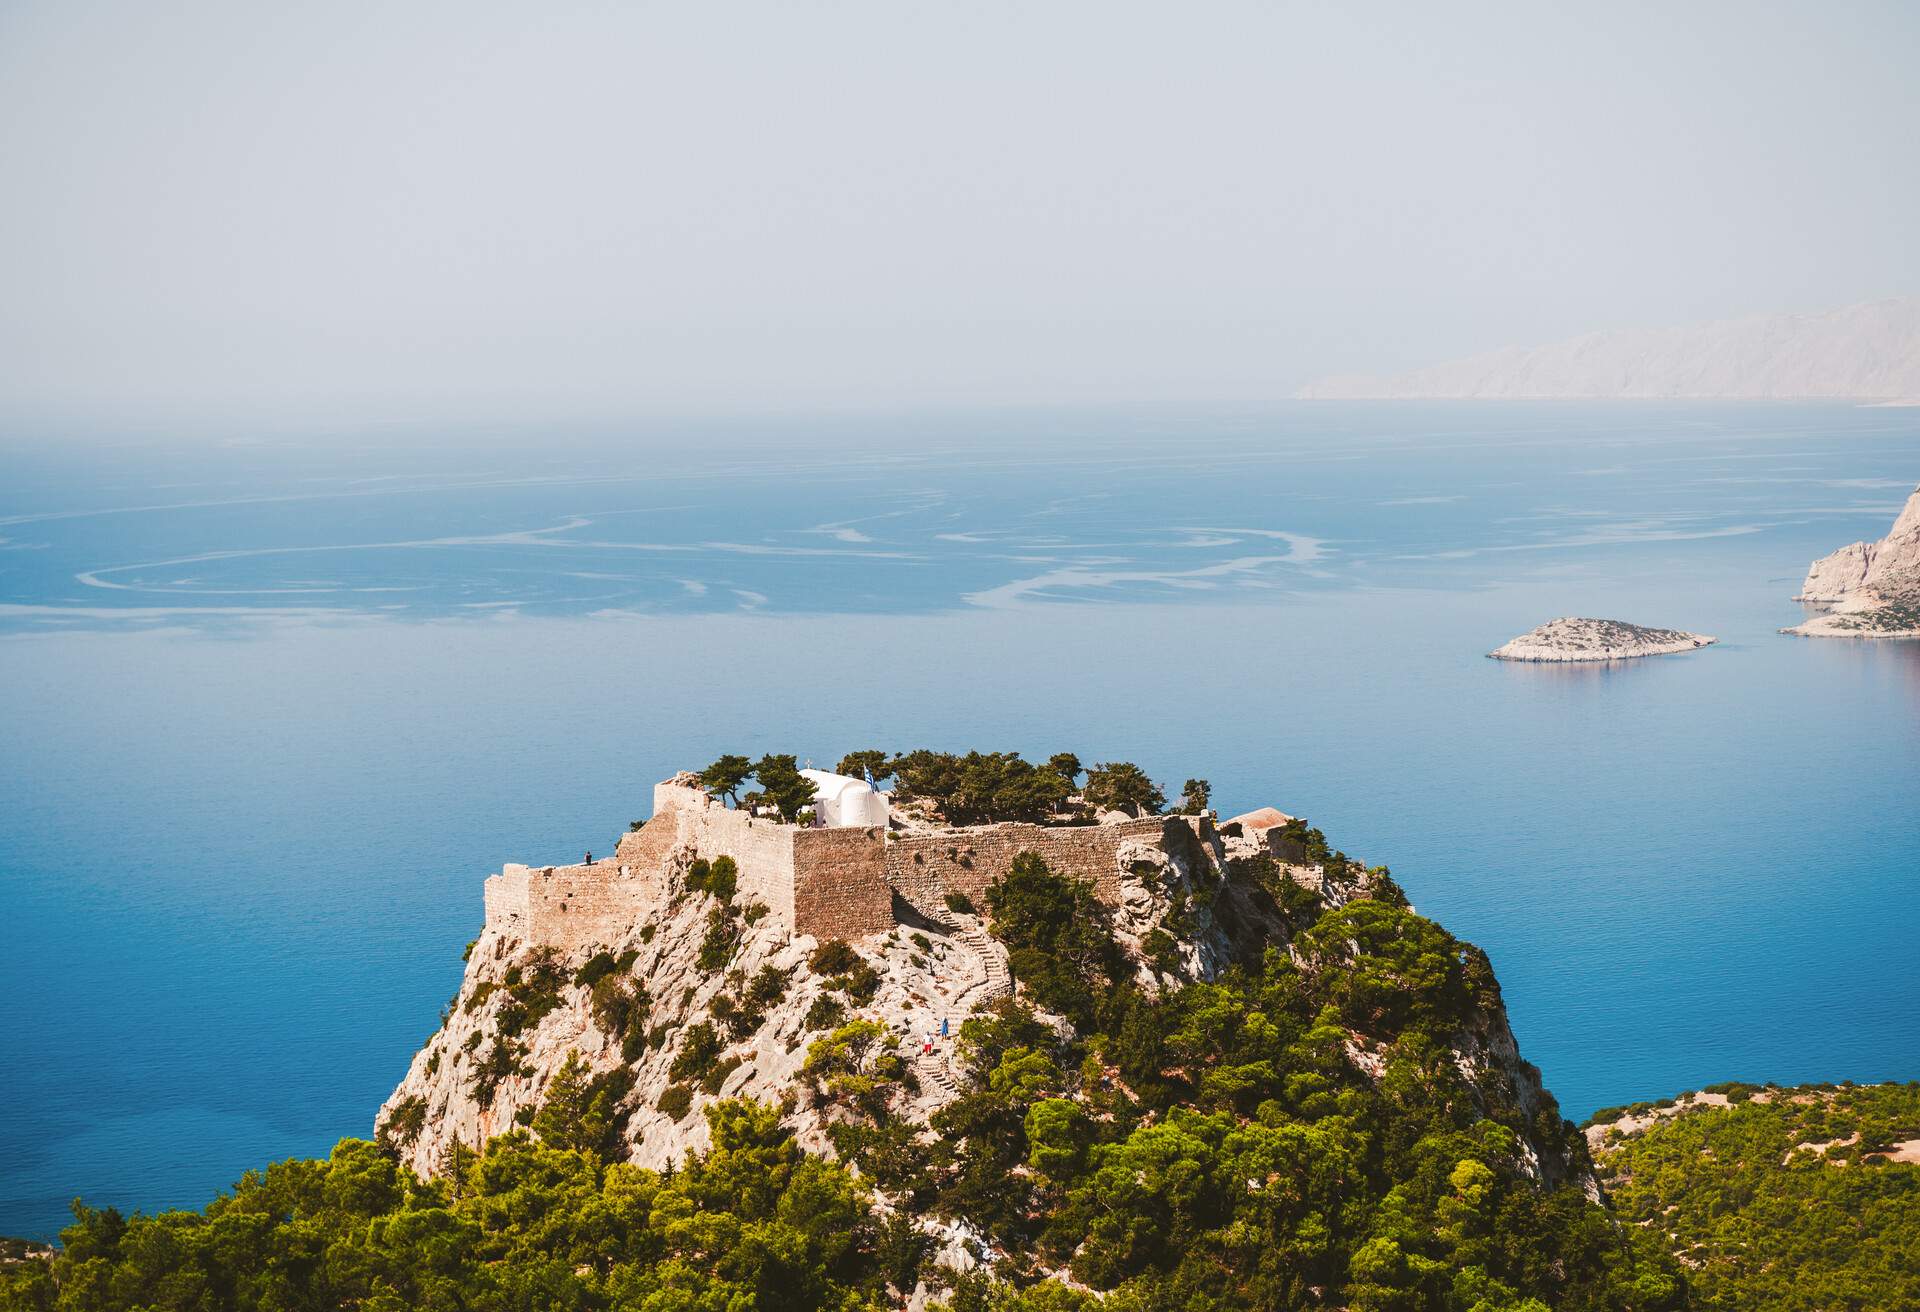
[481, 775, 1290, 950]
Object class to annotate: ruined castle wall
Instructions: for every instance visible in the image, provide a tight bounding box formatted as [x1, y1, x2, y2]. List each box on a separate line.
[791, 827, 893, 941]
[484, 864, 532, 932]
[500, 862, 658, 950]
[670, 806, 798, 929]
[885, 816, 1182, 910]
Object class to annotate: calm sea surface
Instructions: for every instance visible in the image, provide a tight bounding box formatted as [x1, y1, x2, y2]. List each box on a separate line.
[3, 403, 1917, 1237]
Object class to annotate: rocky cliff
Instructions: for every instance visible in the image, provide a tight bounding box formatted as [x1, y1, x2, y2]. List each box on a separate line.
[380, 800, 1593, 1223]
[1786, 485, 1920, 637]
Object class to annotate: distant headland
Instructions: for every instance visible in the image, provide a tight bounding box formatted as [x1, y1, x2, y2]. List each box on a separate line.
[1786, 484, 1920, 638]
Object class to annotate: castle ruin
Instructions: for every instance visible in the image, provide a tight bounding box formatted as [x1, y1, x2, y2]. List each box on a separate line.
[481, 773, 1306, 947]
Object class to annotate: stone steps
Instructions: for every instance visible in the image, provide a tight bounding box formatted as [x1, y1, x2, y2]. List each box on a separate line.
[915, 1049, 959, 1098]
[893, 888, 1014, 1104]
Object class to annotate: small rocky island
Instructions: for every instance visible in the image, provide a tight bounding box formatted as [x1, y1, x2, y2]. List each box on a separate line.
[1786, 484, 1920, 638]
[1489, 617, 1717, 662]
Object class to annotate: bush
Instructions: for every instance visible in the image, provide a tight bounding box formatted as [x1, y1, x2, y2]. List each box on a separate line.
[944, 891, 976, 915]
[702, 1054, 745, 1095]
[698, 905, 740, 972]
[806, 995, 847, 1032]
[810, 940, 862, 975]
[575, 951, 620, 988]
[838, 961, 881, 1004]
[687, 855, 739, 901]
[469, 1035, 526, 1109]
[656, 1082, 694, 1121]
[669, 1021, 724, 1085]
[591, 975, 648, 1040]
[377, 1095, 428, 1151]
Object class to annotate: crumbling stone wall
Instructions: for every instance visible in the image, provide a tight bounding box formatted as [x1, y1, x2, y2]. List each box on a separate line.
[484, 859, 657, 951]
[885, 816, 1198, 911]
[791, 827, 893, 939]
[480, 777, 1224, 951]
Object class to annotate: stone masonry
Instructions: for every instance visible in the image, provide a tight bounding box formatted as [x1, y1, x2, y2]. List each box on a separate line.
[481, 774, 1253, 949]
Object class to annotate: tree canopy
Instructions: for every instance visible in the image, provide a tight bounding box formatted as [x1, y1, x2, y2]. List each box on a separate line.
[1592, 1083, 1920, 1312]
[1, 1101, 890, 1312]
[891, 750, 1074, 824]
[1082, 762, 1165, 817]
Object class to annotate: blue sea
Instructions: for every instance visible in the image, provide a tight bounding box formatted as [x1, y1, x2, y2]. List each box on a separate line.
[3, 402, 1917, 1239]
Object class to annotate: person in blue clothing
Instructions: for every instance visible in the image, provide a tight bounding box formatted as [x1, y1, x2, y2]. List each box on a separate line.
[940, 1016, 949, 1038]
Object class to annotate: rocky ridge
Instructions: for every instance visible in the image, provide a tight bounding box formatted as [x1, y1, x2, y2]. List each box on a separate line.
[379, 798, 1598, 1281]
[1787, 485, 1920, 637]
[1489, 616, 1716, 662]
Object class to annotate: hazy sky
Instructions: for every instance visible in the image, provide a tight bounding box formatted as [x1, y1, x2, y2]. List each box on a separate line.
[2, 1, 1916, 425]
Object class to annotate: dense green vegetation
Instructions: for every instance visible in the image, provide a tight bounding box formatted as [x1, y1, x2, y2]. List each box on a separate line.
[890, 750, 1077, 824]
[1591, 1083, 1920, 1312]
[701, 747, 1176, 826]
[1, 1102, 887, 1312]
[873, 857, 1682, 1311]
[3, 850, 1705, 1311]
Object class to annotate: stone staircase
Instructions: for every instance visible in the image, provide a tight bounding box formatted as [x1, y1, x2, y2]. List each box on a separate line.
[914, 1048, 959, 1098]
[897, 887, 1013, 1101]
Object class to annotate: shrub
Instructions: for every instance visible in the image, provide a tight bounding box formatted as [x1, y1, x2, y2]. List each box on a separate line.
[985, 853, 1126, 1030]
[838, 961, 881, 1004]
[806, 995, 847, 1032]
[377, 1095, 428, 1151]
[575, 951, 619, 988]
[702, 1054, 745, 1095]
[689, 855, 739, 901]
[811, 940, 861, 975]
[656, 1083, 694, 1121]
[591, 976, 648, 1040]
[698, 905, 740, 972]
[944, 891, 976, 915]
[469, 1035, 526, 1109]
[669, 1021, 724, 1085]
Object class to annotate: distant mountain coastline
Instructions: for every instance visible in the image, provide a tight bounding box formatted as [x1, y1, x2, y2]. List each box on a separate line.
[1301, 297, 1920, 400]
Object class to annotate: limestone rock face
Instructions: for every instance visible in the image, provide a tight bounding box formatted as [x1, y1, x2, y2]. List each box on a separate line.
[1795, 486, 1920, 600]
[1488, 617, 1716, 662]
[1786, 486, 1920, 637]
[378, 793, 1597, 1271]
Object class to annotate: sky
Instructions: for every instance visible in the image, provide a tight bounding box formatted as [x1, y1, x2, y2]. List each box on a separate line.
[1, 0, 1916, 427]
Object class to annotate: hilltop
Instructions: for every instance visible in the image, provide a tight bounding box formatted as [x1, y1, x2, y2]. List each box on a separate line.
[1300, 297, 1920, 401]
[0, 750, 1688, 1311]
